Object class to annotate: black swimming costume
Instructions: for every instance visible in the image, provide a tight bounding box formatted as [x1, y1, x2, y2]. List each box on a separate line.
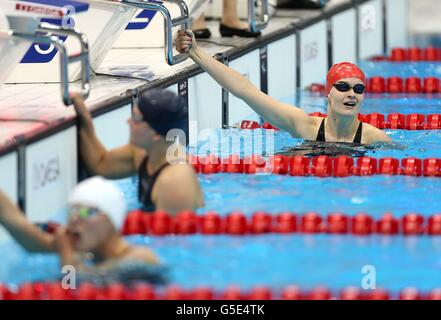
[277, 141, 372, 158]
[316, 118, 363, 144]
[75, 260, 170, 286]
[138, 156, 170, 211]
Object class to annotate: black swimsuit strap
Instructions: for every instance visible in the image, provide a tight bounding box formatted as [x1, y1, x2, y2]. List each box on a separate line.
[353, 121, 363, 144]
[138, 156, 170, 211]
[315, 118, 326, 142]
[315, 118, 363, 143]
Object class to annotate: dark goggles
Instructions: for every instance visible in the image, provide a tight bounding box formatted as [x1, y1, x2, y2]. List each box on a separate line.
[333, 82, 366, 94]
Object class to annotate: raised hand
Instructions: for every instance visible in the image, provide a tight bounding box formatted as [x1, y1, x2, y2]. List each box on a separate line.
[71, 93, 93, 130]
[175, 30, 197, 54]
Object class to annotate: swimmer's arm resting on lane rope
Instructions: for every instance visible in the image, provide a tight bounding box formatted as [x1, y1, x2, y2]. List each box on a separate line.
[71, 94, 146, 179]
[175, 30, 317, 140]
[0, 189, 56, 253]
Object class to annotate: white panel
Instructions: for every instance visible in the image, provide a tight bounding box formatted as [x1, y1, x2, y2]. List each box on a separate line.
[188, 73, 222, 147]
[386, 0, 409, 52]
[94, 104, 131, 149]
[268, 34, 297, 100]
[299, 20, 328, 88]
[228, 50, 261, 126]
[358, 0, 384, 60]
[332, 8, 357, 64]
[0, 151, 17, 243]
[25, 127, 77, 222]
[166, 84, 178, 95]
[0, 151, 17, 202]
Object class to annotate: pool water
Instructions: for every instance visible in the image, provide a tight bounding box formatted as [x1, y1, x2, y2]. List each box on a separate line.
[0, 60, 440, 294]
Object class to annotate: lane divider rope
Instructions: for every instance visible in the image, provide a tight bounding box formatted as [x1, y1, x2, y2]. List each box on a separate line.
[120, 211, 441, 237]
[371, 47, 441, 62]
[308, 77, 440, 95]
[189, 155, 441, 177]
[241, 112, 441, 130]
[1, 282, 440, 300]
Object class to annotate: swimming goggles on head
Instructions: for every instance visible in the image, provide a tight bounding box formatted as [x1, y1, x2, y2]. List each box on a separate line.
[333, 82, 366, 94]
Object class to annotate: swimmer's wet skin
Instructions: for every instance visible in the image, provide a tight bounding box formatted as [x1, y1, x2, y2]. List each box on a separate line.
[0, 178, 165, 285]
[175, 30, 392, 145]
[71, 90, 204, 215]
[277, 140, 406, 157]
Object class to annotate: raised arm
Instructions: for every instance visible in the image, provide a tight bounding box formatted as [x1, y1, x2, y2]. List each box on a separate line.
[72, 94, 143, 179]
[176, 31, 316, 139]
[0, 189, 55, 253]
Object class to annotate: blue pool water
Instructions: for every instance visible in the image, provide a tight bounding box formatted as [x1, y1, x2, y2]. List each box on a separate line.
[113, 175, 441, 218]
[1, 233, 441, 292]
[0, 60, 440, 293]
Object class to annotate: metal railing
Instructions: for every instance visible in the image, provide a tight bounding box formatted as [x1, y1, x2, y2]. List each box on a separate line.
[122, 0, 189, 65]
[37, 23, 90, 106]
[248, 0, 269, 32]
[0, 25, 90, 106]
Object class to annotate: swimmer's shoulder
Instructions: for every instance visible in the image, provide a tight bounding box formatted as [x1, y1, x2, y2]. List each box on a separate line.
[124, 245, 159, 265]
[309, 116, 325, 129]
[155, 161, 199, 185]
[362, 123, 392, 144]
[153, 162, 204, 209]
[288, 116, 323, 140]
[129, 146, 147, 170]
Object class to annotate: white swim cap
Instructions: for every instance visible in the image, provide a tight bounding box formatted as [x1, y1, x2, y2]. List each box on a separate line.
[67, 176, 127, 231]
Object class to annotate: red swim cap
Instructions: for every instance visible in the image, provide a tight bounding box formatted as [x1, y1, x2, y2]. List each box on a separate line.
[326, 62, 366, 94]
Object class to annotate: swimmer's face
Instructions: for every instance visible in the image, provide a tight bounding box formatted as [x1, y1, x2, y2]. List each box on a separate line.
[328, 78, 365, 116]
[129, 106, 161, 149]
[67, 205, 114, 252]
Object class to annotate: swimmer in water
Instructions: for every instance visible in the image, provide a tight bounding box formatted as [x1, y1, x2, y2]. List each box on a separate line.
[72, 89, 204, 214]
[0, 177, 167, 285]
[175, 30, 392, 145]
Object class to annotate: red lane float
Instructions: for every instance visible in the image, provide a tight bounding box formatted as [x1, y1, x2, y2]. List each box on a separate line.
[367, 77, 441, 94]
[315, 76, 440, 94]
[281, 285, 302, 300]
[399, 287, 421, 300]
[354, 157, 377, 176]
[380, 47, 441, 62]
[241, 113, 441, 131]
[340, 287, 362, 300]
[188, 287, 215, 300]
[405, 77, 422, 93]
[4, 282, 441, 300]
[200, 211, 223, 234]
[387, 77, 404, 93]
[423, 77, 440, 94]
[192, 154, 441, 178]
[122, 211, 441, 237]
[273, 212, 297, 233]
[351, 213, 374, 235]
[301, 212, 323, 233]
[376, 213, 399, 235]
[133, 284, 156, 300]
[289, 156, 310, 176]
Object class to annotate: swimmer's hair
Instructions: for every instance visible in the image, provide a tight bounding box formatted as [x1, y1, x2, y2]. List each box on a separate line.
[68, 176, 126, 231]
[137, 89, 187, 137]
